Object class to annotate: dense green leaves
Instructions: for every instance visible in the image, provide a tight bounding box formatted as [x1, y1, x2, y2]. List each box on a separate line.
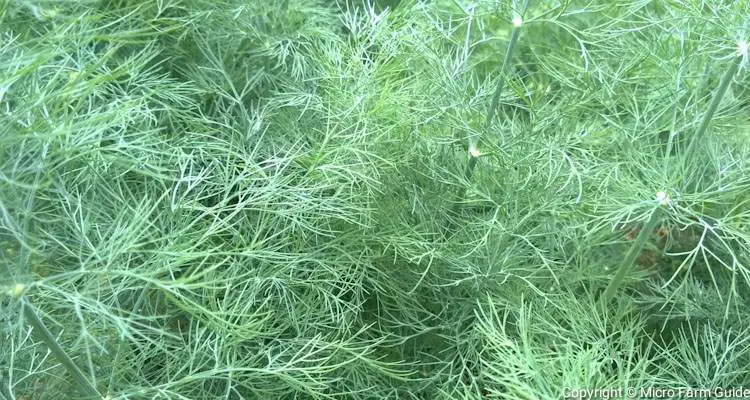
[1, 0, 749, 399]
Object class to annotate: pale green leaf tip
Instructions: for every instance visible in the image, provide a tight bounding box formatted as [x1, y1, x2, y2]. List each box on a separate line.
[655, 191, 670, 206]
[6, 283, 25, 300]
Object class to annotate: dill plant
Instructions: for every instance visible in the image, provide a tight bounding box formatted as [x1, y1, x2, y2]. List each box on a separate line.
[1, 0, 750, 399]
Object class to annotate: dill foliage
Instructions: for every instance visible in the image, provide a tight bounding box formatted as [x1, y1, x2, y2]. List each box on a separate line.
[1, 0, 749, 398]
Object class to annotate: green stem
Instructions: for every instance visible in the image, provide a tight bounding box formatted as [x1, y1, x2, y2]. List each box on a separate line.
[0, 369, 12, 400]
[485, 0, 530, 134]
[600, 208, 661, 307]
[485, 19, 523, 132]
[444, 3, 529, 239]
[682, 52, 741, 162]
[20, 298, 101, 399]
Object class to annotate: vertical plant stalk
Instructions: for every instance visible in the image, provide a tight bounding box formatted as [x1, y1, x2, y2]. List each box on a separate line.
[444, 3, 528, 238]
[484, 13, 525, 132]
[599, 207, 662, 307]
[13, 289, 101, 399]
[681, 49, 742, 163]
[0, 369, 12, 400]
